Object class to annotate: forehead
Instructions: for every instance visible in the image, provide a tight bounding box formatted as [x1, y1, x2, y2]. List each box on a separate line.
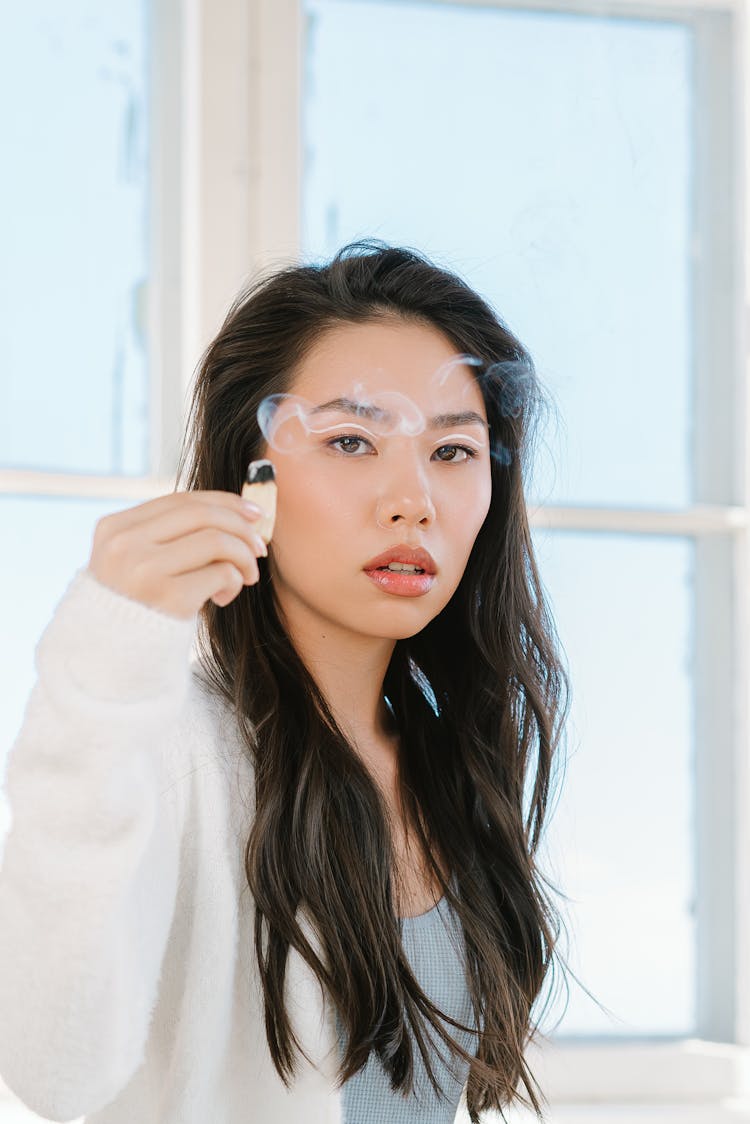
[288, 316, 486, 414]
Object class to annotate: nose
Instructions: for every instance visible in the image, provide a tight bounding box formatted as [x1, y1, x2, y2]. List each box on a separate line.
[375, 458, 436, 529]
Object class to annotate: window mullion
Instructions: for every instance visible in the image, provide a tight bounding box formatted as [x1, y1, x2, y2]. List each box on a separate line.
[0, 471, 174, 500]
[733, 0, 750, 1049]
[176, 0, 261, 421]
[420, 0, 739, 19]
[527, 504, 746, 534]
[688, 0, 743, 1042]
[150, 0, 186, 483]
[256, 0, 302, 269]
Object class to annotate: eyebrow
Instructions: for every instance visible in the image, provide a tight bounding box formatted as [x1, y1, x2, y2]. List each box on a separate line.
[308, 397, 489, 431]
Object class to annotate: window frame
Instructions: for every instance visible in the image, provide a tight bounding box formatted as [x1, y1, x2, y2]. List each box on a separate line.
[1, 0, 747, 1116]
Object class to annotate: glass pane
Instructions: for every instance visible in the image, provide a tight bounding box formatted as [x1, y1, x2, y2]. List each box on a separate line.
[302, 0, 693, 510]
[0, 3, 150, 475]
[533, 531, 694, 1036]
[0, 494, 135, 790]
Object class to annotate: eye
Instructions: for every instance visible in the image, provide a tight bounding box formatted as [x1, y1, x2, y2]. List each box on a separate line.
[326, 434, 375, 456]
[433, 444, 478, 463]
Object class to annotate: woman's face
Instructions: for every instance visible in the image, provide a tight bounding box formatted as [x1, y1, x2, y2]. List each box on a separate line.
[260, 316, 493, 641]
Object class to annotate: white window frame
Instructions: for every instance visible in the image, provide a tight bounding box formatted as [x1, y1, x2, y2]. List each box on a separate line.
[1, 0, 748, 1118]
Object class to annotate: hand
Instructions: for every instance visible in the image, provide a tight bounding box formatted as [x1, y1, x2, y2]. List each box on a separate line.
[87, 490, 268, 620]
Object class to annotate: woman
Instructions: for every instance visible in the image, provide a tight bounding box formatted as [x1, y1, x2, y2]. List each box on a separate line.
[0, 242, 569, 1123]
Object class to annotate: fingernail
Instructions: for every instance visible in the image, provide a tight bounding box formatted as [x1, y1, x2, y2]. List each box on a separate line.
[242, 500, 263, 516]
[254, 534, 268, 557]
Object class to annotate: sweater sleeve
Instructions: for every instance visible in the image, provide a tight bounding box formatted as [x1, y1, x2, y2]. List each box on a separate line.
[0, 567, 198, 1122]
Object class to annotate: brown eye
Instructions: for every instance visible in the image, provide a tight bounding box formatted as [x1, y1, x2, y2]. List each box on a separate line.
[433, 445, 476, 462]
[327, 435, 374, 456]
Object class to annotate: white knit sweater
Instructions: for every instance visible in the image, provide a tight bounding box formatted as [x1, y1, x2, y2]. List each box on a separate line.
[0, 567, 347, 1124]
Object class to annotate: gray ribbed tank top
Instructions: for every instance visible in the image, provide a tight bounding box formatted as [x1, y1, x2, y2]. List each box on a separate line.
[336, 893, 478, 1122]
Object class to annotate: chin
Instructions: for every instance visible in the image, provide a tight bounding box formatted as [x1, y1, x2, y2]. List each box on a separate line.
[364, 606, 446, 641]
[380, 624, 431, 641]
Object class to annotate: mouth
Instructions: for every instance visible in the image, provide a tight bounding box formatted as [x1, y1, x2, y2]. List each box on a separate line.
[363, 567, 436, 598]
[362, 545, 437, 575]
[372, 563, 426, 574]
[362, 545, 437, 597]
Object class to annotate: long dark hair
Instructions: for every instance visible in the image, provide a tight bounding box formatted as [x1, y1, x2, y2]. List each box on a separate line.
[175, 241, 570, 1120]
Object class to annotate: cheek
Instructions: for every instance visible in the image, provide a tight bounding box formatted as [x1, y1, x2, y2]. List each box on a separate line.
[452, 468, 492, 538]
[267, 465, 367, 607]
[271, 460, 357, 546]
[477, 476, 493, 526]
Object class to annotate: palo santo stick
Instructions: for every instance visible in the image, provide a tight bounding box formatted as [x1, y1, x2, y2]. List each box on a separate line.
[241, 459, 277, 544]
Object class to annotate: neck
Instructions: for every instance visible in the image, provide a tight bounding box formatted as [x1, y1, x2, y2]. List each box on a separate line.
[275, 597, 400, 777]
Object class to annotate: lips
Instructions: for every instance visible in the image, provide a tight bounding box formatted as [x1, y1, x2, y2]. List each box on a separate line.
[362, 545, 437, 574]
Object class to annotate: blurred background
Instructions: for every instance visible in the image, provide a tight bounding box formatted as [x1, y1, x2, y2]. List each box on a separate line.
[1, 0, 749, 1120]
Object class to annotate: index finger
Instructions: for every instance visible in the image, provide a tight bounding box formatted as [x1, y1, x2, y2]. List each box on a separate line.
[98, 489, 250, 533]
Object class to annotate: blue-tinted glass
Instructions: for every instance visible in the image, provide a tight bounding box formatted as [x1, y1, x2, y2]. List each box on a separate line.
[302, 0, 692, 510]
[0, 494, 135, 782]
[0, 3, 150, 475]
[532, 531, 694, 1036]
[0, 512, 696, 1038]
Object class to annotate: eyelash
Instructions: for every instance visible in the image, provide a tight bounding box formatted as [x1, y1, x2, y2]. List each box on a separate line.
[325, 434, 478, 462]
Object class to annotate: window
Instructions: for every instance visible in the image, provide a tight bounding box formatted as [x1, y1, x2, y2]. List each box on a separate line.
[0, 0, 160, 766]
[1, 1, 746, 1119]
[298, 0, 747, 1112]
